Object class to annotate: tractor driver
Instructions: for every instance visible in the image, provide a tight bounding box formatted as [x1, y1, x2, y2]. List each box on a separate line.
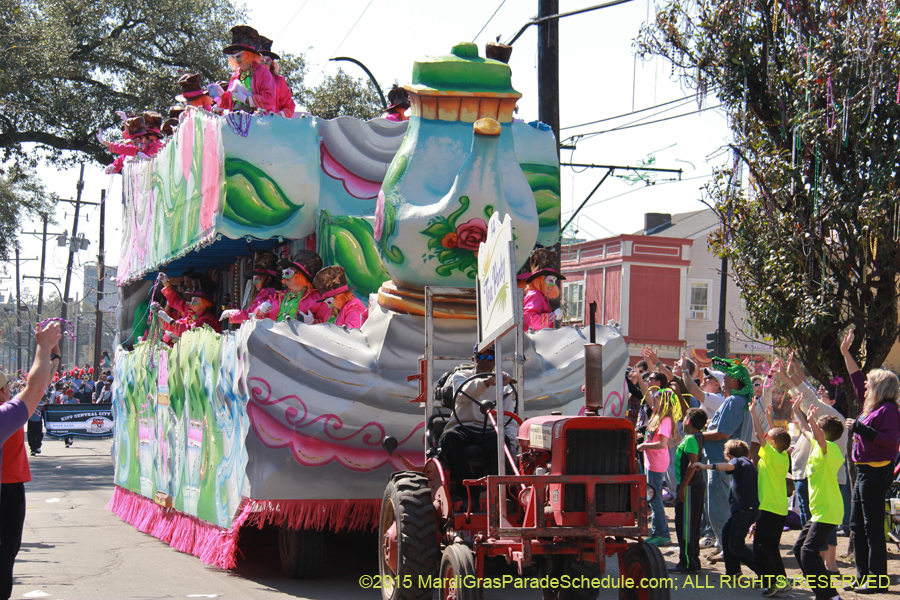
[439, 344, 518, 510]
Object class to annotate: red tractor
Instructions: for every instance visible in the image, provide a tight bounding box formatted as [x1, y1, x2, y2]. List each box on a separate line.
[379, 361, 670, 600]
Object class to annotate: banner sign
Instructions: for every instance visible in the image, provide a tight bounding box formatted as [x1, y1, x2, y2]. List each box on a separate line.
[477, 212, 517, 350]
[44, 403, 114, 437]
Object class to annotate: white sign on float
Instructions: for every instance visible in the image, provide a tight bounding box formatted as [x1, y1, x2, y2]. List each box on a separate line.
[476, 212, 517, 351]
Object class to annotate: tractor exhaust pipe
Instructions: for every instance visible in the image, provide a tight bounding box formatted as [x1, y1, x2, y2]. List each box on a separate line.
[584, 343, 602, 414]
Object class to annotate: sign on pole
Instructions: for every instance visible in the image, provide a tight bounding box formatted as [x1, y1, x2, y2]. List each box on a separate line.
[476, 212, 517, 351]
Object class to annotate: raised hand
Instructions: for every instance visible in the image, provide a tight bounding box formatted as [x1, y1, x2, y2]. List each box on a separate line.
[840, 330, 854, 355]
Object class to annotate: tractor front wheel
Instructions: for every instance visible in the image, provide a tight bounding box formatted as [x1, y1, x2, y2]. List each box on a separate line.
[619, 542, 670, 600]
[439, 544, 482, 600]
[379, 472, 440, 600]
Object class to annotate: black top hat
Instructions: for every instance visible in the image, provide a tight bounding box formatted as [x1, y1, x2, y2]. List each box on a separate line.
[186, 274, 218, 302]
[122, 117, 145, 140]
[312, 266, 349, 300]
[251, 252, 280, 278]
[384, 84, 410, 112]
[161, 118, 179, 136]
[526, 247, 565, 283]
[175, 73, 209, 102]
[168, 105, 186, 120]
[223, 25, 261, 55]
[277, 249, 323, 283]
[256, 35, 280, 61]
[142, 111, 163, 135]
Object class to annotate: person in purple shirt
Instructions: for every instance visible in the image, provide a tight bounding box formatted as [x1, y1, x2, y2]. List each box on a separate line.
[840, 329, 900, 594]
[0, 323, 62, 482]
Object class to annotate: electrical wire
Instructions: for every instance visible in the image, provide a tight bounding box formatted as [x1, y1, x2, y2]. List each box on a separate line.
[560, 95, 697, 130]
[273, 0, 312, 42]
[566, 104, 723, 143]
[565, 172, 712, 217]
[472, 0, 508, 42]
[309, 0, 375, 87]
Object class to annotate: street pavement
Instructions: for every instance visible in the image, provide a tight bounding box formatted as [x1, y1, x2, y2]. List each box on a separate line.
[11, 437, 898, 599]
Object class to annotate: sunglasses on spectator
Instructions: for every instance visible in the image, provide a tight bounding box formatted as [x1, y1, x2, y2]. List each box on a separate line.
[475, 352, 495, 362]
[753, 382, 762, 387]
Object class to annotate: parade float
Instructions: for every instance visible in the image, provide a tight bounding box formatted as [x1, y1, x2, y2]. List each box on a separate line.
[106, 42, 629, 574]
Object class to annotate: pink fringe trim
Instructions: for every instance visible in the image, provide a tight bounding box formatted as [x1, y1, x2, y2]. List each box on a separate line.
[105, 486, 379, 569]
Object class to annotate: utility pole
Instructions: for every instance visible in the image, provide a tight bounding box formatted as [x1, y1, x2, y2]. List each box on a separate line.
[15, 246, 22, 370]
[36, 213, 49, 321]
[61, 164, 85, 365]
[537, 0, 560, 158]
[93, 189, 106, 376]
[718, 256, 728, 357]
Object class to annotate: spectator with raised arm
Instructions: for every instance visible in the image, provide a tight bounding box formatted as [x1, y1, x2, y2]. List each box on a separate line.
[840, 330, 899, 594]
[0, 322, 62, 599]
[698, 357, 754, 561]
[791, 401, 844, 600]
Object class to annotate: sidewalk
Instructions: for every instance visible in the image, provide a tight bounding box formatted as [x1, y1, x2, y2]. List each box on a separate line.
[10, 436, 899, 599]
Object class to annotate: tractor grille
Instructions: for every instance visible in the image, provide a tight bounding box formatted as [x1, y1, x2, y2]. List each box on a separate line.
[564, 429, 632, 513]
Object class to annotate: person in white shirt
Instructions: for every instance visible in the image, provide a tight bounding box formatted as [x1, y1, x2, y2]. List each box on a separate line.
[439, 344, 518, 509]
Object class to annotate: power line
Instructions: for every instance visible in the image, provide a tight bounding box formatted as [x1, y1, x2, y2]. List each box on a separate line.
[472, 0, 509, 42]
[566, 172, 712, 217]
[560, 95, 696, 131]
[310, 0, 375, 87]
[567, 104, 723, 142]
[273, 0, 312, 42]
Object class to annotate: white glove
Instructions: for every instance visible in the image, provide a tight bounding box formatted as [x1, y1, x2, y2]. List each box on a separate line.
[207, 83, 224, 99]
[552, 308, 564, 321]
[257, 301, 272, 315]
[115, 110, 128, 122]
[96, 128, 105, 143]
[232, 82, 251, 104]
[137, 152, 149, 160]
[220, 309, 240, 321]
[158, 311, 173, 324]
[104, 164, 117, 174]
[299, 310, 315, 324]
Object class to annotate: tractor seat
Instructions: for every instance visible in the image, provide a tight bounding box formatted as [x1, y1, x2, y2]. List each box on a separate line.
[425, 409, 450, 458]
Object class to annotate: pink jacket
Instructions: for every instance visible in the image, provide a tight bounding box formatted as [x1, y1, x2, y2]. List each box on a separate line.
[334, 297, 367, 329]
[162, 286, 222, 334]
[230, 287, 281, 324]
[273, 74, 295, 118]
[220, 62, 276, 113]
[523, 289, 554, 331]
[107, 139, 163, 158]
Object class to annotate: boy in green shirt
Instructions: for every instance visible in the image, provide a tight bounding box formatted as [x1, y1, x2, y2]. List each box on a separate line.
[670, 408, 707, 573]
[749, 398, 792, 597]
[791, 400, 845, 600]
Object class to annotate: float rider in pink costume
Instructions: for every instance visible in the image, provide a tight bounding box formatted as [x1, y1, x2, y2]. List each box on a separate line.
[160, 273, 222, 334]
[382, 84, 410, 122]
[221, 252, 282, 324]
[210, 26, 276, 114]
[276, 250, 329, 323]
[313, 266, 367, 329]
[256, 36, 295, 118]
[523, 248, 565, 331]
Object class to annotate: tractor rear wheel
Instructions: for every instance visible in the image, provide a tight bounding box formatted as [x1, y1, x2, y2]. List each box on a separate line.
[619, 542, 670, 600]
[278, 525, 325, 579]
[439, 544, 482, 600]
[379, 472, 440, 600]
[541, 555, 601, 600]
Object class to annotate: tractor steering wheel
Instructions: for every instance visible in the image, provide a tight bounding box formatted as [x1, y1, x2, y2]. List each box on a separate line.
[450, 372, 519, 438]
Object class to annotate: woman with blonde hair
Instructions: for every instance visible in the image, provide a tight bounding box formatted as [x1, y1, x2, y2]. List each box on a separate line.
[632, 370, 683, 547]
[840, 329, 900, 594]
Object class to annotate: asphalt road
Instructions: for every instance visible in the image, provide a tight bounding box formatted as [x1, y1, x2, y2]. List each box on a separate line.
[10, 437, 898, 599]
